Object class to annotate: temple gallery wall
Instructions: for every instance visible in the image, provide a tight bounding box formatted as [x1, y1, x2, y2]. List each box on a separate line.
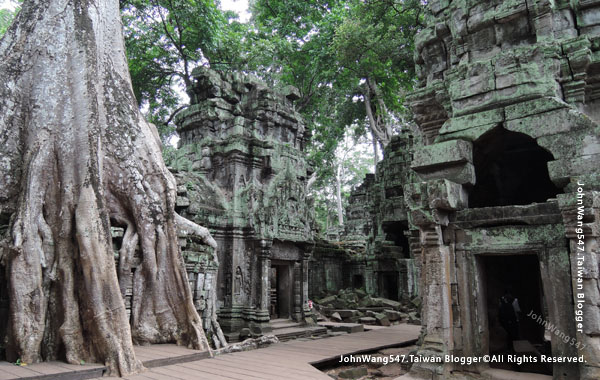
[403, 0, 600, 379]
[0, 1, 598, 379]
[114, 2, 600, 374]
[165, 1, 600, 379]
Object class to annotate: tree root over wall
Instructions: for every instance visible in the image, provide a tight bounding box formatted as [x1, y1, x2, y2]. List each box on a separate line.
[0, 0, 216, 375]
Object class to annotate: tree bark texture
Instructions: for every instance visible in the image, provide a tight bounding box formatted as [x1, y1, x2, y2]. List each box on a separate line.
[363, 77, 392, 151]
[0, 0, 213, 375]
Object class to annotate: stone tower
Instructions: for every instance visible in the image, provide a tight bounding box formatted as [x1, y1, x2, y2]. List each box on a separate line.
[173, 67, 315, 341]
[407, 1, 600, 379]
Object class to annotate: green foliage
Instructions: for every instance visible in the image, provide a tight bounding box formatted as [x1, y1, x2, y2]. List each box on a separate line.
[121, 0, 227, 139]
[118, 0, 422, 235]
[0, 1, 21, 38]
[251, 0, 422, 175]
[250, 0, 422, 234]
[163, 145, 192, 172]
[310, 132, 374, 233]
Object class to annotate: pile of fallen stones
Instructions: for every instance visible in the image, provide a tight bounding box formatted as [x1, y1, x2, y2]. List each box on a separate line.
[313, 288, 420, 326]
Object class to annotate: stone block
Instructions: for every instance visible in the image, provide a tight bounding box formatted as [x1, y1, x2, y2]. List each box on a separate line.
[375, 313, 391, 326]
[438, 108, 504, 135]
[338, 367, 368, 379]
[333, 309, 359, 318]
[504, 96, 567, 121]
[435, 123, 497, 143]
[282, 85, 300, 101]
[426, 179, 468, 211]
[316, 295, 337, 305]
[371, 298, 402, 310]
[582, 303, 600, 335]
[447, 61, 495, 101]
[506, 108, 594, 140]
[412, 140, 473, 169]
[385, 310, 402, 321]
[415, 162, 475, 186]
[319, 322, 364, 334]
[359, 317, 377, 325]
[548, 154, 600, 186]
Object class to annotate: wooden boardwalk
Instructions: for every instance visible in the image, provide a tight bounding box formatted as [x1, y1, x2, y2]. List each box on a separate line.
[0, 324, 420, 380]
[104, 324, 420, 380]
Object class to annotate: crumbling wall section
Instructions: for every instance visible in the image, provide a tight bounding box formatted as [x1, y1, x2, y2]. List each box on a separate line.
[407, 0, 600, 379]
[173, 67, 314, 341]
[309, 132, 421, 304]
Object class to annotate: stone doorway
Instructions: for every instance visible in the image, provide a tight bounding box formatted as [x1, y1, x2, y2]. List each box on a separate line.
[352, 274, 364, 289]
[378, 272, 399, 301]
[270, 262, 292, 319]
[481, 254, 551, 374]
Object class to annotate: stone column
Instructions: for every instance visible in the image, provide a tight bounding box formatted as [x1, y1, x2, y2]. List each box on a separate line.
[301, 251, 313, 323]
[259, 239, 272, 313]
[404, 180, 468, 379]
[293, 261, 302, 321]
[254, 239, 272, 334]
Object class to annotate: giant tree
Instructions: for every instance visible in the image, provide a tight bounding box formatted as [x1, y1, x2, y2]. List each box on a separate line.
[252, 0, 422, 159]
[0, 0, 216, 375]
[331, 0, 421, 157]
[121, 0, 245, 139]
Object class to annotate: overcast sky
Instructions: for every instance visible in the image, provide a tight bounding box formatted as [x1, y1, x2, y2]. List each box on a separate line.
[1, 0, 251, 22]
[0, 0, 15, 10]
[221, 0, 251, 22]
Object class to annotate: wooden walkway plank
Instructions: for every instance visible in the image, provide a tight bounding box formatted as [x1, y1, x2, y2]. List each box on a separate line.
[213, 353, 317, 372]
[181, 360, 303, 380]
[196, 357, 319, 380]
[0, 323, 419, 380]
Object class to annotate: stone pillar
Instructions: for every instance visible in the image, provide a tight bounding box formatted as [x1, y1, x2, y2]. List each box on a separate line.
[301, 252, 314, 324]
[259, 240, 272, 313]
[252, 239, 272, 334]
[404, 179, 469, 379]
[292, 261, 302, 321]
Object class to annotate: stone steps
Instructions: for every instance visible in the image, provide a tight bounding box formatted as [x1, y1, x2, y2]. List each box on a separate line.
[318, 322, 364, 334]
[273, 325, 328, 342]
[269, 318, 303, 330]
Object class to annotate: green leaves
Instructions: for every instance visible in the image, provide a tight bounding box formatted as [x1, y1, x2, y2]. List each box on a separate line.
[248, 0, 422, 232]
[117, 0, 422, 233]
[0, 1, 21, 38]
[121, 0, 226, 140]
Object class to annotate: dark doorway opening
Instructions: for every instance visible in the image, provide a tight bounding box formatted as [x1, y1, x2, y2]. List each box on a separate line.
[378, 272, 399, 301]
[382, 221, 411, 258]
[482, 254, 551, 375]
[270, 263, 292, 319]
[352, 274, 364, 289]
[469, 127, 561, 208]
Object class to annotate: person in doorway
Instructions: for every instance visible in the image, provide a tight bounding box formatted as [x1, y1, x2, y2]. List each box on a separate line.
[499, 288, 521, 350]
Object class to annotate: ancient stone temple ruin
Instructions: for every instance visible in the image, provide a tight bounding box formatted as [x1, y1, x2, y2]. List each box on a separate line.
[309, 133, 420, 303]
[406, 0, 600, 379]
[173, 68, 314, 341]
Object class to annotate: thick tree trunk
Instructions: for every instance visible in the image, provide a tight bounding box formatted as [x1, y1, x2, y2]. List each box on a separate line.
[335, 165, 344, 227]
[370, 128, 380, 166]
[0, 0, 213, 375]
[363, 77, 391, 151]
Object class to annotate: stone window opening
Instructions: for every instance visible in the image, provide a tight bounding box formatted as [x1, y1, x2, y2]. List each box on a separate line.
[469, 126, 562, 208]
[382, 221, 411, 259]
